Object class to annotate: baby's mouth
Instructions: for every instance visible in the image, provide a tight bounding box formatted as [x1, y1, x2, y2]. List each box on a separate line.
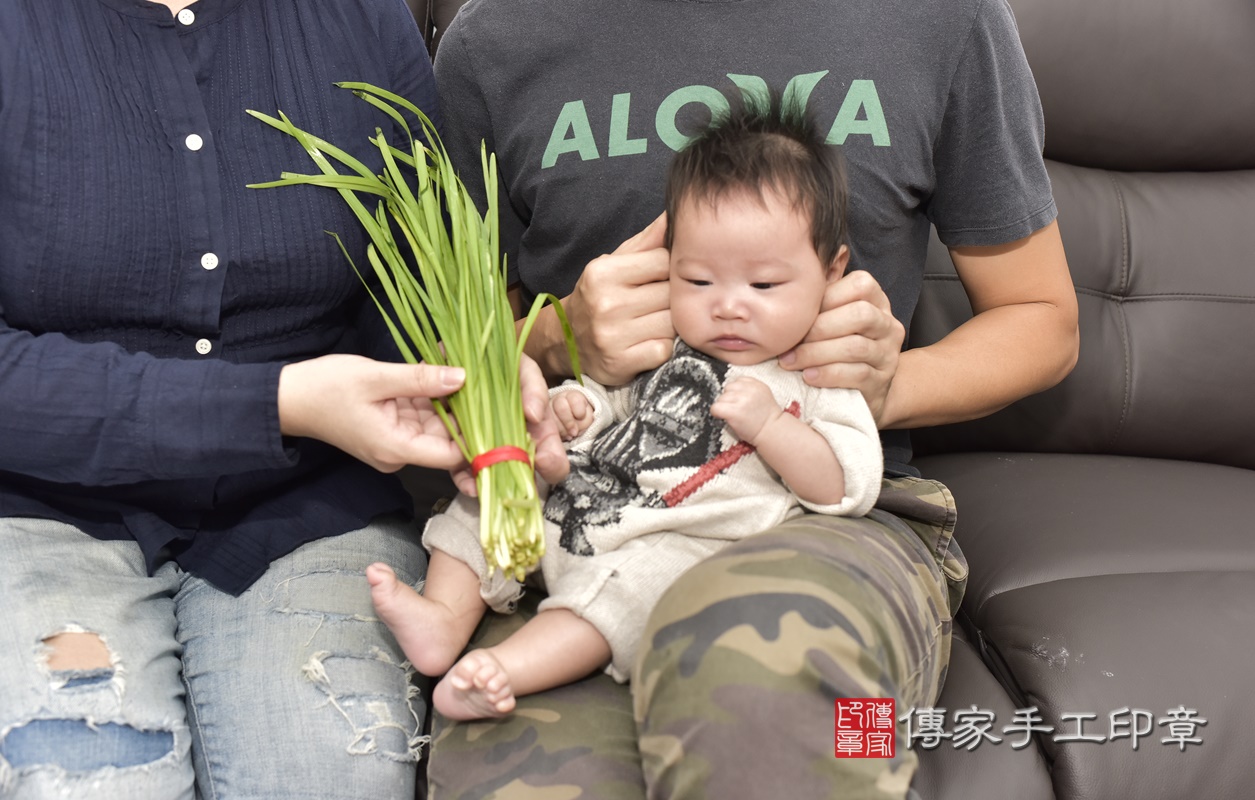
[712, 336, 754, 350]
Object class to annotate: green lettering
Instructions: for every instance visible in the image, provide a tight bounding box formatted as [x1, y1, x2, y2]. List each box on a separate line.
[726, 74, 769, 102]
[727, 71, 828, 114]
[655, 85, 729, 151]
[541, 100, 600, 169]
[782, 71, 828, 112]
[826, 80, 890, 146]
[608, 93, 648, 157]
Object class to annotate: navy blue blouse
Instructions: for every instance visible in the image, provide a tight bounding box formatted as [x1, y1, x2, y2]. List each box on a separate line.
[0, 0, 442, 594]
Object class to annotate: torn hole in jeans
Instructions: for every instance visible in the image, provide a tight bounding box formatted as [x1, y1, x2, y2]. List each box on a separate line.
[39, 626, 124, 695]
[301, 647, 427, 762]
[0, 719, 174, 770]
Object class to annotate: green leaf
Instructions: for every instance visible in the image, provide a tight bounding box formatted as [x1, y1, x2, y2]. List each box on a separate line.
[249, 82, 578, 579]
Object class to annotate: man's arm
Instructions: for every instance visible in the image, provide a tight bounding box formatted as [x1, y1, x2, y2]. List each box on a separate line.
[879, 221, 1079, 429]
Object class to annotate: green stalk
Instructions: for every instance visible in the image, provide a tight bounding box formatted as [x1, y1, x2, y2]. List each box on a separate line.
[247, 86, 580, 580]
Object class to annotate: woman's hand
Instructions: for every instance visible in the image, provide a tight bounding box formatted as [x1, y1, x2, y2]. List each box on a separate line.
[278, 355, 467, 474]
[780, 270, 904, 426]
[515, 354, 570, 489]
[278, 354, 569, 493]
[530, 214, 675, 386]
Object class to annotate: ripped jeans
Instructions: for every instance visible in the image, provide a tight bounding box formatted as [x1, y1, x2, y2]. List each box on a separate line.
[0, 515, 428, 799]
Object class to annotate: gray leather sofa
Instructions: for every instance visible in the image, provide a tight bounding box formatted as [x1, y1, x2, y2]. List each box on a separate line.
[908, 0, 1255, 797]
[408, 0, 1255, 797]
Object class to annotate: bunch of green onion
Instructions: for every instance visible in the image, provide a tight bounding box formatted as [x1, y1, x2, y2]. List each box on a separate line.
[247, 83, 578, 581]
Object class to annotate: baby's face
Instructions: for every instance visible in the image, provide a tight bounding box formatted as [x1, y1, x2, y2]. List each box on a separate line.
[670, 189, 834, 365]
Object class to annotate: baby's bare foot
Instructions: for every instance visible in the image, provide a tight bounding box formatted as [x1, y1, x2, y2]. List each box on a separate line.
[366, 563, 461, 676]
[433, 650, 517, 721]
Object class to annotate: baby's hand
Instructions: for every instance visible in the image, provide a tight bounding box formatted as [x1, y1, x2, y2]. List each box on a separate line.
[551, 390, 594, 440]
[710, 377, 782, 445]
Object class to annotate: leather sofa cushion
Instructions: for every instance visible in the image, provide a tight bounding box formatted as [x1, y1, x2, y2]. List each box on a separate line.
[913, 627, 1054, 800]
[1009, 0, 1255, 171]
[916, 451, 1255, 800]
[911, 163, 1255, 470]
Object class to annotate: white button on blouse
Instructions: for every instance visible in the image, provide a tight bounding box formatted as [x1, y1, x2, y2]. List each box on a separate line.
[194, 338, 213, 355]
[177, 8, 195, 25]
[201, 252, 219, 270]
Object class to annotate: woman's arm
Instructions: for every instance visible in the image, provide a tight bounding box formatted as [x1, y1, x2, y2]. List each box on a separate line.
[0, 317, 294, 486]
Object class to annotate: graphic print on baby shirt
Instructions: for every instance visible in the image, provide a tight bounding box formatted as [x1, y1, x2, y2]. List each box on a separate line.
[545, 342, 730, 555]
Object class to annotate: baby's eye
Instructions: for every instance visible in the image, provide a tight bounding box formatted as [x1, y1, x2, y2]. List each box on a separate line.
[687, 279, 712, 287]
[751, 282, 778, 290]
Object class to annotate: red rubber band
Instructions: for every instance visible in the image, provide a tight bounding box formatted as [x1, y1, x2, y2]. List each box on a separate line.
[470, 445, 532, 477]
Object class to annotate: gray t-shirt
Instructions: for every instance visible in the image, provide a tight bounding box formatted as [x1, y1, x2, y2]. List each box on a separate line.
[434, 0, 1056, 474]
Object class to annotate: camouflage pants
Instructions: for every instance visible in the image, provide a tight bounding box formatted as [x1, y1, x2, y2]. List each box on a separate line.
[425, 476, 967, 800]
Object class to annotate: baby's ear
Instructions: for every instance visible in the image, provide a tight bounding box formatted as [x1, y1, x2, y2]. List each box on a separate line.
[827, 245, 851, 280]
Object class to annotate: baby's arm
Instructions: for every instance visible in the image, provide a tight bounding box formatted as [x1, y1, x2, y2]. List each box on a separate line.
[548, 377, 634, 448]
[712, 377, 846, 506]
[552, 390, 595, 440]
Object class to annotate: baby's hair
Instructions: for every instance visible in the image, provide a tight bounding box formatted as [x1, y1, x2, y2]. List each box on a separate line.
[664, 89, 849, 271]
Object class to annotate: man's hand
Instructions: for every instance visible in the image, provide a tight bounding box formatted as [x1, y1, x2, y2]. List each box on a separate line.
[555, 213, 675, 385]
[780, 270, 904, 425]
[710, 377, 783, 445]
[551, 390, 595, 441]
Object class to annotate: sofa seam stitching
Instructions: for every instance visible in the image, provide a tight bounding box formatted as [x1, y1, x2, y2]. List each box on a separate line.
[1110, 173, 1133, 452]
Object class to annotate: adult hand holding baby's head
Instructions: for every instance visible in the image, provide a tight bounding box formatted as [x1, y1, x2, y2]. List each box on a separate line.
[780, 269, 903, 425]
[562, 213, 675, 386]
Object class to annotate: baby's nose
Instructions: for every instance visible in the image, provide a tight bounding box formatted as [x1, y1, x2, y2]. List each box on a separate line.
[713, 292, 748, 318]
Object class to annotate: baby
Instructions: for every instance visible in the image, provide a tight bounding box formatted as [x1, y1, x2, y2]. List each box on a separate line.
[368, 93, 883, 720]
